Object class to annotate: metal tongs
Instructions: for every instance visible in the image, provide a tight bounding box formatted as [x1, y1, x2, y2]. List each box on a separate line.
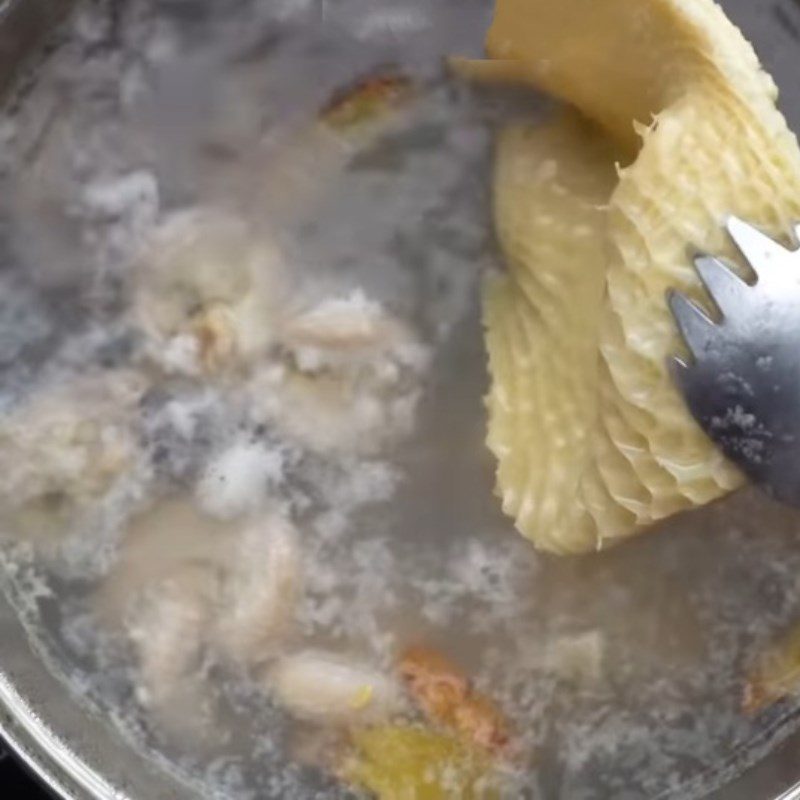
[668, 217, 800, 506]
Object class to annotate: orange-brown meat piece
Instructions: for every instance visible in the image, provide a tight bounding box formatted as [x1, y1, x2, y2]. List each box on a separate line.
[398, 646, 511, 754]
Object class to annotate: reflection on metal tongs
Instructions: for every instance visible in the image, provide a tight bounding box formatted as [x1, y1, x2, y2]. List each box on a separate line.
[669, 217, 800, 506]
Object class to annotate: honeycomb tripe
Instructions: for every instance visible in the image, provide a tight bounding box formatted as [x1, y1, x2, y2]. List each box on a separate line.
[465, 0, 800, 554]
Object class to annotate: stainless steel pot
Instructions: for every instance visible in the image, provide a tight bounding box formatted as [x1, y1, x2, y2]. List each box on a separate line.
[0, 0, 199, 791]
[5, 1, 800, 798]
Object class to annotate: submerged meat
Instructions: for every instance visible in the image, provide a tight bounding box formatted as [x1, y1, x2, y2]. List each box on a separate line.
[99, 497, 303, 712]
[743, 623, 800, 715]
[254, 290, 429, 454]
[134, 208, 285, 377]
[96, 497, 232, 623]
[214, 514, 301, 664]
[469, 0, 800, 553]
[270, 651, 401, 724]
[259, 70, 415, 225]
[127, 564, 219, 710]
[319, 73, 413, 134]
[399, 646, 511, 755]
[0, 371, 145, 541]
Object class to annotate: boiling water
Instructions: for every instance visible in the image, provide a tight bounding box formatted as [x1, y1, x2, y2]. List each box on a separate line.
[3, 1, 800, 799]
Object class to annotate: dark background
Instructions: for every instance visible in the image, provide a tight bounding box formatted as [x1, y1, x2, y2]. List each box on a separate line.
[0, 744, 53, 798]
